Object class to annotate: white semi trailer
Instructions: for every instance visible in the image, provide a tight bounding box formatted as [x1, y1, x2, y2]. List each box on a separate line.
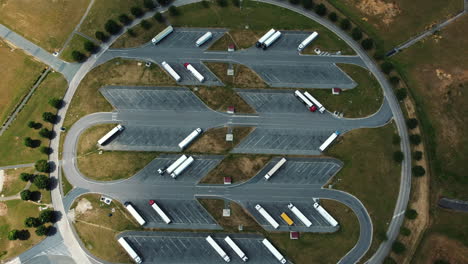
[149, 200, 171, 224]
[256, 29, 276, 48]
[264, 157, 287, 180]
[124, 202, 146, 226]
[171, 156, 194, 178]
[262, 238, 286, 264]
[178, 128, 203, 149]
[303, 91, 325, 113]
[319, 131, 340, 152]
[206, 235, 231, 262]
[161, 61, 181, 82]
[262, 31, 281, 50]
[117, 237, 142, 263]
[294, 90, 317, 112]
[224, 236, 248, 262]
[314, 202, 338, 226]
[297, 31, 319, 51]
[166, 155, 188, 175]
[152, 25, 174, 44]
[196, 32, 213, 47]
[184, 63, 205, 82]
[287, 203, 312, 227]
[97, 124, 124, 146]
[255, 204, 279, 229]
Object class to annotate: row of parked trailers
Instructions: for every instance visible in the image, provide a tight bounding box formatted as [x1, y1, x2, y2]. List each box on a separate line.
[124, 199, 173, 227]
[161, 61, 205, 83]
[152, 26, 213, 47]
[256, 29, 319, 51]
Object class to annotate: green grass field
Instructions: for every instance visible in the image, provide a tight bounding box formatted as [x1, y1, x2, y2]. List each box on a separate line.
[0, 167, 34, 197]
[60, 34, 90, 62]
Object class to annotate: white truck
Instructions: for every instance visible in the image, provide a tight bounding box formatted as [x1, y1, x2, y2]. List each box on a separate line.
[170, 156, 194, 178]
[287, 203, 312, 227]
[178, 128, 203, 149]
[166, 155, 188, 175]
[149, 200, 171, 224]
[297, 31, 319, 51]
[319, 131, 340, 152]
[124, 202, 146, 226]
[314, 202, 338, 227]
[256, 28, 276, 48]
[303, 91, 325, 113]
[264, 158, 287, 180]
[255, 204, 279, 229]
[262, 238, 286, 264]
[184, 63, 205, 82]
[206, 235, 230, 262]
[152, 25, 173, 44]
[97, 124, 124, 146]
[117, 237, 142, 264]
[262, 31, 281, 50]
[195, 32, 213, 47]
[161, 61, 181, 82]
[224, 236, 248, 262]
[294, 90, 317, 112]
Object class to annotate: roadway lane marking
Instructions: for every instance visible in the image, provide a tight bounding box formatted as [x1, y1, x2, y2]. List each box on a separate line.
[392, 210, 405, 219]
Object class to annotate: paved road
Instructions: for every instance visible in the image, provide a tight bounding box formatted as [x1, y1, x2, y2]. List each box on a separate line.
[438, 198, 468, 212]
[0, 163, 35, 170]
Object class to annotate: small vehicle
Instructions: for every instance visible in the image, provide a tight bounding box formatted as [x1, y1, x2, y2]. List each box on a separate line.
[52, 52, 59, 57]
[145, 62, 152, 67]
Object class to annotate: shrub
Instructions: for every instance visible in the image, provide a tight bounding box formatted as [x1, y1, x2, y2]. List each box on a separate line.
[413, 151, 423, 161]
[71, 50, 86, 62]
[232, 0, 240, 7]
[217, 0, 228, 7]
[95, 31, 108, 42]
[201, 0, 210, 7]
[25, 217, 41, 228]
[169, 5, 180, 16]
[118, 14, 132, 25]
[154, 12, 164, 23]
[393, 151, 404, 163]
[39, 210, 55, 224]
[392, 241, 406, 254]
[392, 134, 400, 145]
[20, 190, 32, 201]
[105, 20, 121, 35]
[400, 226, 411, 236]
[20, 173, 32, 182]
[406, 118, 418, 129]
[48, 98, 62, 109]
[8, 230, 19, 240]
[302, 0, 314, 9]
[396, 88, 407, 100]
[412, 166, 426, 177]
[33, 174, 50, 189]
[35, 160, 51, 173]
[340, 19, 351, 30]
[39, 128, 53, 139]
[314, 4, 327, 16]
[35, 225, 49, 236]
[144, 0, 156, 10]
[405, 209, 418, 219]
[328, 12, 338, 22]
[351, 28, 363, 40]
[131, 7, 144, 18]
[389, 76, 400, 86]
[289, 0, 300, 4]
[409, 134, 421, 145]
[40, 146, 52, 155]
[361, 38, 374, 50]
[381, 61, 394, 74]
[140, 20, 152, 30]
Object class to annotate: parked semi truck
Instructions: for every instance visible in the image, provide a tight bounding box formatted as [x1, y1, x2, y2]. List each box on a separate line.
[178, 128, 203, 149]
[294, 90, 317, 112]
[149, 200, 171, 224]
[196, 32, 213, 47]
[184, 63, 205, 82]
[117, 237, 142, 263]
[171, 156, 194, 178]
[161, 61, 181, 82]
[206, 235, 231, 262]
[224, 236, 248, 262]
[124, 202, 146, 226]
[255, 204, 279, 229]
[152, 25, 173, 44]
[262, 238, 286, 264]
[256, 29, 276, 48]
[303, 91, 325, 113]
[166, 155, 188, 175]
[97, 124, 124, 146]
[314, 202, 338, 226]
[280, 212, 294, 226]
[318, 131, 340, 152]
[264, 157, 287, 180]
[288, 203, 312, 227]
[297, 31, 319, 51]
[262, 31, 281, 50]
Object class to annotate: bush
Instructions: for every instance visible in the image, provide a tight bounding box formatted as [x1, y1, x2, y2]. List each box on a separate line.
[20, 173, 33, 182]
[33, 174, 50, 189]
[389, 76, 400, 86]
[361, 38, 374, 50]
[412, 166, 426, 177]
[217, 0, 228, 7]
[392, 134, 400, 145]
[351, 28, 363, 40]
[39, 210, 55, 224]
[105, 20, 121, 35]
[25, 217, 41, 228]
[20, 190, 32, 201]
[396, 88, 407, 100]
[35, 225, 49, 236]
[8, 229, 19, 240]
[95, 31, 108, 42]
[71, 50, 86, 62]
[24, 137, 34, 148]
[392, 241, 406, 254]
[131, 7, 144, 18]
[40, 146, 52, 155]
[381, 61, 394, 74]
[400, 226, 411, 236]
[328, 12, 338, 22]
[405, 209, 418, 219]
[169, 5, 180, 16]
[140, 20, 152, 30]
[118, 14, 132, 25]
[315, 4, 327, 16]
[340, 19, 351, 30]
[409, 134, 421, 145]
[157, 0, 170, 6]
[154, 12, 164, 23]
[393, 151, 404, 163]
[413, 151, 423, 161]
[48, 98, 63, 109]
[406, 118, 418, 129]
[302, 0, 314, 9]
[144, 0, 156, 10]
[35, 160, 51, 173]
[232, 0, 240, 7]
[289, 0, 300, 4]
[39, 128, 53, 139]
[201, 0, 210, 7]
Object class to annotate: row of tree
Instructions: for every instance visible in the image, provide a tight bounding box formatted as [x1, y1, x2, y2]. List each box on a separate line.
[8, 210, 56, 240]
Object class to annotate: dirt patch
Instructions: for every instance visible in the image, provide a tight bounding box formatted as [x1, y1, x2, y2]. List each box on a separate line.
[0, 202, 8, 216]
[187, 127, 253, 154]
[75, 198, 93, 215]
[417, 234, 468, 264]
[355, 0, 401, 24]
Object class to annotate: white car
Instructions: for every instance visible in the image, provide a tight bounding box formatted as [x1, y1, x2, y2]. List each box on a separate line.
[52, 52, 59, 57]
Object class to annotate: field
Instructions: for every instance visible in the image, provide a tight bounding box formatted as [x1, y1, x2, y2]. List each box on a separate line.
[111, 19, 166, 49]
[204, 62, 267, 88]
[0, 167, 33, 197]
[61, 168, 73, 196]
[186, 127, 253, 154]
[60, 34, 91, 62]
[0, 0, 90, 52]
[0, 72, 67, 166]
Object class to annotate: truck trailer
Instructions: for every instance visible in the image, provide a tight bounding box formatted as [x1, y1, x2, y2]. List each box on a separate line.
[264, 158, 287, 180]
[97, 124, 124, 146]
[297, 32, 319, 51]
[294, 90, 317, 112]
[124, 202, 146, 226]
[166, 155, 188, 174]
[206, 235, 231, 262]
[161, 61, 181, 82]
[255, 204, 279, 229]
[288, 203, 312, 227]
[314, 202, 338, 226]
[195, 32, 213, 47]
[224, 236, 248, 262]
[318, 131, 340, 152]
[152, 25, 173, 44]
[184, 63, 205, 82]
[171, 156, 194, 178]
[303, 91, 325, 113]
[262, 238, 286, 264]
[149, 200, 171, 224]
[280, 212, 294, 226]
[117, 237, 142, 263]
[256, 29, 276, 48]
[262, 31, 281, 50]
[178, 128, 203, 149]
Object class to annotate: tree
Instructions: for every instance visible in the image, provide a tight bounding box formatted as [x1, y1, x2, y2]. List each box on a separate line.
[35, 225, 49, 236]
[20, 190, 32, 201]
[95, 31, 108, 42]
[433, 260, 450, 264]
[33, 174, 50, 189]
[140, 20, 152, 30]
[377, 230, 388, 241]
[154, 12, 164, 23]
[118, 14, 132, 25]
[392, 241, 406, 254]
[25, 217, 41, 228]
[361, 38, 374, 50]
[413, 151, 423, 161]
[232, 0, 240, 7]
[39, 210, 55, 224]
[84, 41, 98, 54]
[389, 76, 400, 86]
[144, 0, 156, 10]
[169, 5, 180, 16]
[302, 0, 314, 10]
[71, 51, 86, 62]
[8, 229, 19, 240]
[412, 166, 426, 177]
[400, 226, 411, 236]
[42, 112, 56, 124]
[328, 12, 338, 22]
[405, 208, 418, 219]
[314, 4, 327, 16]
[35, 160, 51, 173]
[383, 257, 397, 264]
[217, 0, 228, 7]
[289, 0, 300, 4]
[340, 19, 351, 30]
[105, 20, 121, 35]
[373, 50, 385, 60]
[201, 0, 210, 7]
[20, 173, 32, 182]
[409, 134, 421, 145]
[24, 137, 34, 148]
[351, 28, 363, 40]
[381, 61, 394, 74]
[127, 28, 137, 37]
[406, 118, 418, 129]
[40, 146, 52, 155]
[48, 98, 62, 109]
[28, 121, 36, 128]
[392, 134, 400, 145]
[396, 88, 407, 100]
[157, 0, 170, 6]
[39, 128, 53, 139]
[393, 151, 404, 163]
[131, 7, 144, 18]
